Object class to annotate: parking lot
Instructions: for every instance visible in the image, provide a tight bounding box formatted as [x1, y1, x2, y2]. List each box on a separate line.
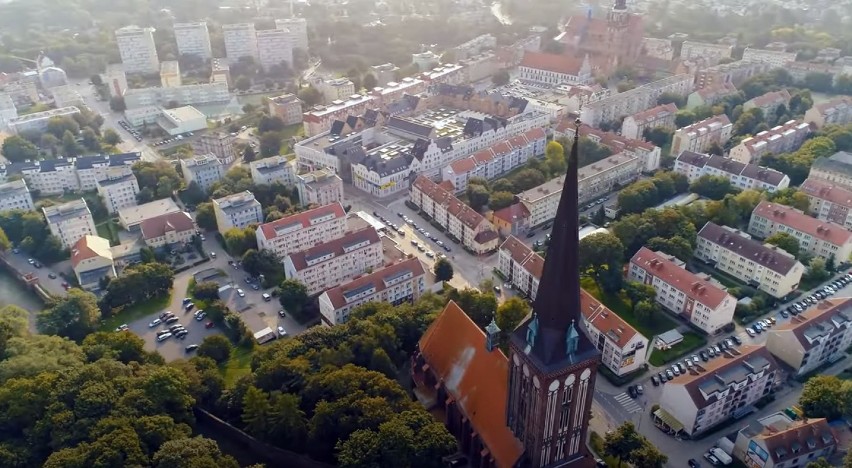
[125, 302, 222, 361]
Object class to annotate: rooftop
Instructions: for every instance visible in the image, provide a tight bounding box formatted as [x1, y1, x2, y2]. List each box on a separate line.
[753, 201, 852, 246]
[118, 198, 180, 226]
[669, 345, 778, 405]
[741, 415, 835, 464]
[698, 222, 799, 275]
[677, 114, 732, 135]
[412, 176, 487, 230]
[213, 190, 259, 212]
[677, 152, 788, 187]
[139, 211, 195, 240]
[181, 153, 222, 168]
[631, 247, 731, 309]
[160, 61, 179, 75]
[43, 199, 91, 225]
[772, 297, 852, 351]
[285, 227, 381, 272]
[747, 89, 792, 108]
[8, 106, 80, 124]
[258, 202, 346, 239]
[812, 151, 852, 177]
[519, 51, 587, 76]
[163, 105, 205, 123]
[323, 257, 426, 309]
[800, 178, 852, 209]
[0, 179, 29, 197]
[71, 235, 113, 268]
[628, 103, 678, 124]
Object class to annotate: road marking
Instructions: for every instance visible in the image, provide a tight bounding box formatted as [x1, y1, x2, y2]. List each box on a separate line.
[613, 392, 643, 414]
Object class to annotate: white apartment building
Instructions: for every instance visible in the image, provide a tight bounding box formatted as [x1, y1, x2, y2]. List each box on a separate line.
[122, 82, 230, 111]
[695, 222, 804, 298]
[180, 154, 225, 193]
[729, 120, 811, 164]
[805, 96, 852, 129]
[579, 74, 693, 127]
[517, 51, 592, 85]
[628, 247, 736, 334]
[659, 345, 779, 437]
[0, 152, 140, 196]
[213, 191, 263, 232]
[302, 95, 376, 137]
[673, 152, 790, 192]
[249, 155, 297, 186]
[255, 202, 347, 258]
[297, 168, 344, 207]
[256, 29, 293, 71]
[274, 18, 309, 51]
[620, 103, 678, 140]
[43, 199, 97, 249]
[283, 227, 383, 295]
[317, 78, 355, 104]
[742, 47, 797, 68]
[409, 176, 499, 254]
[743, 89, 791, 118]
[96, 171, 140, 214]
[223, 23, 258, 63]
[211, 58, 231, 88]
[191, 132, 237, 165]
[117, 198, 180, 231]
[115, 26, 159, 74]
[766, 298, 852, 377]
[370, 63, 401, 87]
[695, 60, 769, 90]
[680, 41, 733, 66]
[75, 152, 141, 191]
[0, 93, 17, 128]
[412, 51, 441, 71]
[671, 114, 733, 155]
[350, 151, 413, 198]
[7, 106, 81, 135]
[0, 180, 34, 213]
[419, 63, 466, 86]
[173, 22, 212, 59]
[810, 151, 852, 191]
[160, 61, 181, 88]
[732, 414, 837, 468]
[748, 201, 852, 262]
[318, 257, 427, 326]
[800, 178, 852, 230]
[140, 211, 195, 248]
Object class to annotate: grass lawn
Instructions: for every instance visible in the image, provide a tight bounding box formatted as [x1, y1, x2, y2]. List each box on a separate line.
[648, 332, 707, 366]
[99, 293, 172, 331]
[580, 278, 676, 337]
[96, 219, 121, 246]
[220, 345, 255, 387]
[689, 261, 744, 289]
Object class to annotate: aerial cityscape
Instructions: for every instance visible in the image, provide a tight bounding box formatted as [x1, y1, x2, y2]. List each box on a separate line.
[0, 0, 851, 466]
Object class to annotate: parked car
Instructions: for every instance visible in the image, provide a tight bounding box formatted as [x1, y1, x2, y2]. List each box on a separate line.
[148, 319, 162, 328]
[205, 321, 215, 329]
[700, 351, 709, 361]
[651, 375, 660, 386]
[277, 326, 287, 337]
[628, 386, 638, 398]
[165, 316, 180, 324]
[195, 312, 206, 320]
[48, 272, 57, 279]
[746, 327, 756, 337]
[731, 335, 742, 345]
[184, 303, 194, 312]
[635, 384, 643, 395]
[185, 344, 199, 353]
[688, 459, 701, 468]
[780, 310, 789, 318]
[237, 288, 245, 297]
[278, 309, 286, 317]
[157, 333, 172, 342]
[665, 369, 674, 380]
[658, 372, 667, 383]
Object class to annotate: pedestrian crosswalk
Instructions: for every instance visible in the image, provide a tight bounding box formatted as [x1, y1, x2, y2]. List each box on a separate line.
[613, 392, 643, 414]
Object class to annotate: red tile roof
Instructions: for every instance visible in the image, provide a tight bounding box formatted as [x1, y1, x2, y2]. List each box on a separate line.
[499, 235, 532, 264]
[629, 103, 678, 125]
[581, 289, 641, 348]
[418, 301, 524, 468]
[811, 95, 852, 115]
[555, 121, 656, 152]
[630, 247, 730, 309]
[449, 157, 477, 174]
[758, 418, 836, 463]
[695, 82, 738, 100]
[284, 227, 380, 272]
[772, 297, 852, 351]
[519, 51, 586, 76]
[752, 201, 852, 246]
[71, 235, 112, 268]
[323, 257, 425, 309]
[800, 178, 852, 209]
[438, 180, 455, 192]
[472, 148, 495, 164]
[747, 89, 791, 108]
[139, 211, 194, 240]
[258, 202, 346, 240]
[492, 203, 529, 225]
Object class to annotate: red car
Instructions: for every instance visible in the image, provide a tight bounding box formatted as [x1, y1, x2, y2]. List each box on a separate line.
[205, 321, 215, 329]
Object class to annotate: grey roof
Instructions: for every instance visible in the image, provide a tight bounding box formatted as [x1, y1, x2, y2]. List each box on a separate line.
[813, 151, 852, 177]
[43, 199, 90, 224]
[704, 154, 746, 174]
[435, 136, 454, 152]
[96, 173, 136, 187]
[386, 116, 433, 138]
[682, 153, 788, 186]
[698, 222, 799, 274]
[330, 120, 345, 136]
[214, 191, 259, 213]
[75, 152, 141, 170]
[362, 108, 380, 126]
[698, 354, 772, 395]
[1, 157, 74, 175]
[676, 150, 711, 167]
[354, 151, 413, 177]
[739, 164, 788, 186]
[0, 179, 30, 197]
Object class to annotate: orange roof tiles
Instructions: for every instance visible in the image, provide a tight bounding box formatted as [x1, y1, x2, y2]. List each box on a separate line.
[140, 211, 195, 240]
[449, 157, 477, 174]
[492, 204, 529, 225]
[747, 89, 791, 108]
[630, 247, 730, 309]
[519, 51, 586, 76]
[285, 227, 380, 272]
[323, 257, 425, 309]
[258, 202, 345, 240]
[629, 103, 678, 124]
[800, 178, 852, 209]
[581, 289, 640, 348]
[772, 297, 852, 351]
[753, 201, 852, 247]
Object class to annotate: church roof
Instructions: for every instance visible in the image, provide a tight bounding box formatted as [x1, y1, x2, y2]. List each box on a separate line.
[520, 51, 587, 76]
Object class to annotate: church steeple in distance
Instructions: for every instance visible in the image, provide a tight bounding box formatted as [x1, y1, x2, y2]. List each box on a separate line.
[614, 0, 627, 11]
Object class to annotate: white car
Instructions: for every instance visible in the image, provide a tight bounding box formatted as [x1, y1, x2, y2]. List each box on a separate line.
[195, 312, 206, 321]
[746, 328, 756, 337]
[157, 332, 172, 342]
[148, 318, 162, 328]
[237, 288, 245, 297]
[277, 326, 287, 337]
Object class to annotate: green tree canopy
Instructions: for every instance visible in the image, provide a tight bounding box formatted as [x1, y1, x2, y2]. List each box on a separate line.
[765, 231, 800, 257]
[1, 135, 39, 162]
[433, 258, 454, 282]
[36, 289, 100, 342]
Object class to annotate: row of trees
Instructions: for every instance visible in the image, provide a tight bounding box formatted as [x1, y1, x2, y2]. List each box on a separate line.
[0, 210, 67, 263]
[602, 422, 668, 467]
[99, 262, 174, 314]
[0, 111, 113, 162]
[616, 171, 689, 215]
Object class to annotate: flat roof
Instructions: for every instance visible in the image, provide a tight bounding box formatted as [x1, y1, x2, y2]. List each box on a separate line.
[118, 198, 180, 226]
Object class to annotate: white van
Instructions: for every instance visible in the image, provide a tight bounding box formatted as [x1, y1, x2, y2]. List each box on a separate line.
[262, 293, 271, 302]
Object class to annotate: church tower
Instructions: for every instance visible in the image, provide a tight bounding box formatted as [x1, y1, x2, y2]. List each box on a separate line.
[607, 0, 629, 27]
[506, 121, 600, 468]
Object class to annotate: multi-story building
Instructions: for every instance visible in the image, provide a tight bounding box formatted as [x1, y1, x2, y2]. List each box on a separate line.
[140, 211, 195, 248]
[249, 155, 297, 186]
[629, 247, 736, 334]
[579, 74, 692, 127]
[786, 61, 842, 84]
[729, 120, 811, 164]
[173, 22, 212, 60]
[686, 82, 738, 109]
[317, 78, 355, 104]
[810, 151, 852, 190]
[318, 257, 427, 326]
[695, 222, 804, 298]
[296, 168, 343, 208]
[1, 78, 38, 107]
[117, 198, 180, 231]
[672, 115, 733, 155]
[0, 92, 17, 128]
[409, 176, 499, 254]
[743, 89, 791, 117]
[71, 235, 116, 290]
[680, 41, 733, 66]
[274, 18, 308, 51]
[0, 180, 34, 213]
[159, 60, 181, 88]
[659, 345, 780, 437]
[620, 102, 678, 140]
[191, 132, 237, 165]
[115, 26, 159, 74]
[742, 47, 797, 68]
[96, 171, 140, 214]
[555, 121, 662, 172]
[74, 152, 141, 191]
[732, 413, 837, 468]
[805, 96, 852, 129]
[266, 93, 303, 125]
[7, 106, 81, 135]
[1, 159, 75, 195]
[122, 82, 230, 111]
[49, 85, 83, 108]
[302, 95, 376, 136]
[517, 51, 592, 86]
[642, 37, 674, 60]
[411, 51, 441, 71]
[283, 227, 383, 295]
[673, 152, 790, 192]
[156, 105, 207, 136]
[180, 154, 225, 193]
[748, 201, 852, 262]
[256, 29, 293, 71]
[766, 297, 852, 377]
[800, 178, 852, 230]
[212, 191, 263, 232]
[210, 58, 231, 88]
[349, 150, 414, 197]
[102, 64, 128, 98]
[370, 63, 400, 87]
[223, 23, 258, 63]
[694, 60, 769, 90]
[43, 199, 97, 249]
[255, 202, 347, 258]
[419, 63, 466, 86]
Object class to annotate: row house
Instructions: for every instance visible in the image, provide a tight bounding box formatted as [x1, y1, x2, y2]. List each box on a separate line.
[579, 74, 692, 127]
[282, 227, 383, 296]
[419, 63, 466, 86]
[695, 222, 804, 299]
[0, 153, 141, 196]
[409, 176, 499, 254]
[620, 102, 678, 140]
[732, 414, 837, 468]
[671, 114, 733, 155]
[805, 95, 852, 129]
[809, 151, 852, 191]
[517, 51, 592, 86]
[729, 120, 811, 164]
[743, 89, 792, 118]
[785, 61, 842, 84]
[686, 82, 738, 109]
[350, 151, 414, 197]
[318, 257, 427, 326]
[628, 247, 736, 334]
[742, 48, 797, 68]
[302, 94, 376, 137]
[800, 178, 852, 230]
[748, 201, 852, 262]
[673, 152, 790, 192]
[554, 121, 661, 172]
[255, 202, 347, 258]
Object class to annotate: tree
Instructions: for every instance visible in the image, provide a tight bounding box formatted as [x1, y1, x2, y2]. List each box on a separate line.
[807, 458, 833, 468]
[61, 130, 81, 156]
[490, 191, 515, 210]
[799, 375, 852, 420]
[491, 69, 511, 86]
[298, 86, 323, 107]
[223, 227, 257, 257]
[624, 281, 656, 306]
[102, 128, 122, 146]
[733, 108, 765, 136]
[578, 232, 625, 293]
[279, 279, 309, 315]
[657, 92, 686, 108]
[496, 297, 529, 336]
[513, 168, 546, 191]
[194, 281, 220, 301]
[47, 116, 80, 139]
[690, 174, 734, 200]
[805, 257, 830, 283]
[152, 437, 240, 468]
[545, 140, 566, 175]
[674, 110, 696, 128]
[258, 115, 285, 133]
[195, 203, 216, 231]
[433, 258, 454, 281]
[1, 135, 39, 162]
[242, 249, 285, 287]
[707, 141, 724, 155]
[629, 444, 668, 468]
[642, 127, 674, 147]
[81, 127, 101, 152]
[242, 145, 256, 162]
[603, 422, 644, 467]
[242, 385, 271, 436]
[259, 131, 283, 157]
[765, 232, 800, 257]
[133, 161, 181, 201]
[634, 300, 658, 323]
[362, 73, 378, 90]
[235, 76, 252, 91]
[447, 288, 498, 328]
[0, 226, 9, 252]
[646, 236, 693, 262]
[804, 72, 834, 93]
[81, 330, 150, 364]
[99, 263, 174, 314]
[466, 183, 490, 211]
[109, 96, 126, 112]
[180, 181, 207, 206]
[197, 335, 232, 363]
[36, 289, 100, 342]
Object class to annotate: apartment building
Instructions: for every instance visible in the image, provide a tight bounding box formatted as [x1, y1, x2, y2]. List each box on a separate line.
[283, 227, 383, 295]
[412, 51, 440, 71]
[255, 202, 347, 258]
[409, 176, 499, 254]
[173, 22, 212, 59]
[249, 155, 297, 186]
[642, 37, 674, 60]
[75, 152, 141, 191]
[180, 154, 225, 192]
[213, 191, 263, 232]
[115, 26, 159, 74]
[695, 60, 769, 90]
[43, 199, 97, 249]
[49, 85, 83, 108]
[191, 132, 236, 165]
[419, 63, 466, 86]
[96, 171, 140, 214]
[256, 29, 293, 71]
[749, 201, 852, 261]
[517, 51, 592, 85]
[318, 257, 427, 326]
[302, 95, 376, 136]
[140, 211, 195, 248]
[102, 64, 128, 98]
[0, 180, 34, 213]
[7, 106, 81, 135]
[350, 151, 413, 198]
[659, 345, 780, 437]
[274, 18, 308, 51]
[767, 297, 852, 377]
[695, 222, 804, 298]
[800, 178, 852, 229]
[441, 127, 546, 192]
[370, 63, 400, 87]
[579, 74, 693, 127]
[71, 235, 116, 291]
[629, 247, 736, 334]
[680, 41, 733, 66]
[159, 60, 181, 88]
[0, 93, 17, 128]
[266, 93, 303, 125]
[743, 89, 791, 117]
[1, 159, 75, 195]
[117, 198, 180, 231]
[674, 152, 790, 192]
[732, 413, 837, 468]
[810, 151, 852, 190]
[297, 168, 343, 208]
[555, 121, 661, 172]
[686, 82, 738, 109]
[742, 48, 797, 68]
[317, 78, 356, 104]
[211, 58, 231, 88]
[805, 96, 852, 129]
[672, 115, 733, 155]
[223, 23, 258, 63]
[620, 103, 678, 140]
[729, 120, 811, 164]
[122, 82, 230, 110]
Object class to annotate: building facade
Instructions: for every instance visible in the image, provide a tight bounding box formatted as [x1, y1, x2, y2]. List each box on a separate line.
[140, 211, 195, 248]
[742, 48, 797, 68]
[674, 151, 790, 192]
[671, 114, 732, 155]
[800, 177, 852, 230]
[256, 29, 293, 71]
[694, 60, 769, 90]
[805, 96, 852, 129]
[115, 26, 159, 74]
[732, 414, 837, 468]
[255, 202, 347, 258]
[71, 235, 116, 291]
[728, 120, 811, 164]
[680, 41, 733, 66]
[180, 154, 225, 192]
[43, 199, 97, 249]
[579, 74, 692, 127]
[296, 168, 344, 208]
[212, 191, 263, 232]
[0, 93, 17, 128]
[749, 201, 852, 262]
[809, 151, 852, 190]
[518, 51, 592, 85]
[223, 23, 258, 63]
[122, 82, 230, 110]
[620, 102, 677, 140]
[743, 89, 791, 118]
[0, 180, 34, 213]
[249, 155, 297, 186]
[274, 18, 308, 51]
[266, 93, 303, 125]
[7, 106, 81, 135]
[96, 171, 140, 214]
[686, 82, 738, 109]
[191, 132, 237, 165]
[160, 60, 181, 88]
[173, 22, 212, 59]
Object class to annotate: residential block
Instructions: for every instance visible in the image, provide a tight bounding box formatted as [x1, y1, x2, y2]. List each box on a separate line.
[213, 191, 263, 232]
[255, 202, 347, 258]
[748, 201, 852, 262]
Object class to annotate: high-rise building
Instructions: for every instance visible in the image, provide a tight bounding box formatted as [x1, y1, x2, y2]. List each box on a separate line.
[256, 29, 293, 71]
[222, 23, 258, 64]
[115, 26, 160, 74]
[275, 18, 308, 51]
[173, 22, 212, 60]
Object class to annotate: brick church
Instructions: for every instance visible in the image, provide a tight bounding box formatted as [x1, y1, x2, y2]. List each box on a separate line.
[411, 121, 601, 468]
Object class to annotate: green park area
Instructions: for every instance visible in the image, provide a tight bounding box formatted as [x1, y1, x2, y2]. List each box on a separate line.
[648, 332, 707, 367]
